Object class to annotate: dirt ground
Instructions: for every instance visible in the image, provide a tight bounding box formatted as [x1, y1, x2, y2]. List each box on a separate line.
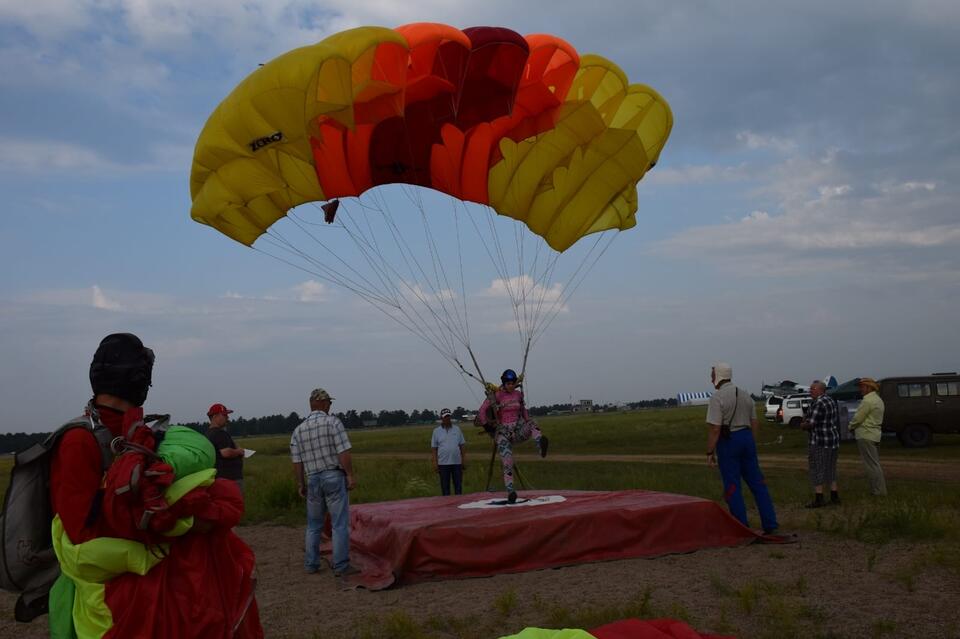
[2, 454, 957, 638]
[2, 520, 958, 639]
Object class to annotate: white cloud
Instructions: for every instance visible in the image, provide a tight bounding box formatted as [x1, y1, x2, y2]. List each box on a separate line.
[0, 140, 115, 172]
[741, 210, 770, 223]
[654, 145, 960, 280]
[293, 280, 328, 302]
[91, 285, 123, 311]
[877, 181, 936, 194]
[23, 286, 175, 312]
[0, 138, 190, 174]
[817, 184, 852, 199]
[0, 0, 94, 39]
[483, 276, 563, 304]
[736, 130, 797, 153]
[644, 163, 750, 186]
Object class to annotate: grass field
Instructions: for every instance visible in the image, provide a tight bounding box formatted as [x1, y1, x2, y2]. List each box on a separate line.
[2, 404, 959, 638]
[3, 405, 960, 539]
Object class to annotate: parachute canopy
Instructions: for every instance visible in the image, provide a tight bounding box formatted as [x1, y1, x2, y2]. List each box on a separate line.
[190, 23, 672, 252]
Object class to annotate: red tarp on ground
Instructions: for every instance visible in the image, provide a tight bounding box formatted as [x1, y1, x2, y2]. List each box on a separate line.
[590, 618, 735, 639]
[325, 490, 759, 590]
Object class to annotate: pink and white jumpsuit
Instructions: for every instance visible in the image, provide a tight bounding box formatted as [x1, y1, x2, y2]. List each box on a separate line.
[478, 388, 544, 492]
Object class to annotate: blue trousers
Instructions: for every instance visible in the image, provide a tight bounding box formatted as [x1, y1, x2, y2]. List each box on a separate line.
[304, 470, 350, 572]
[716, 429, 779, 532]
[438, 464, 463, 495]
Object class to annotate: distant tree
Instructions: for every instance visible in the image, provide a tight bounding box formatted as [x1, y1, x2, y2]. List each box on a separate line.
[420, 409, 437, 423]
[452, 406, 468, 419]
[336, 410, 361, 429]
[377, 410, 408, 427]
[358, 410, 376, 423]
[0, 432, 48, 455]
[409, 409, 422, 423]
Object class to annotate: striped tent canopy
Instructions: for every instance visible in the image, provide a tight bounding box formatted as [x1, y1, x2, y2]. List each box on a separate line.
[676, 391, 713, 406]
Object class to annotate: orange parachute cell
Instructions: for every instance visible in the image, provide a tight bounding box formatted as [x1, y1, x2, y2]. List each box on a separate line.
[191, 23, 673, 251]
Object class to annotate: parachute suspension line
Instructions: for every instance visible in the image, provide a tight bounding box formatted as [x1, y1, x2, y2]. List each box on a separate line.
[511, 219, 529, 356]
[530, 231, 618, 348]
[342, 195, 464, 361]
[452, 198, 472, 350]
[285, 199, 465, 364]
[259, 229, 396, 307]
[328, 197, 451, 349]
[402, 185, 471, 348]
[256, 233, 462, 370]
[363, 188, 469, 354]
[331, 191, 473, 363]
[280, 211, 397, 304]
[291, 208, 406, 314]
[466, 203, 529, 350]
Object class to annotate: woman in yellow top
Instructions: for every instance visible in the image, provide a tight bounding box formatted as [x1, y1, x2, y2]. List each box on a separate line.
[849, 377, 887, 496]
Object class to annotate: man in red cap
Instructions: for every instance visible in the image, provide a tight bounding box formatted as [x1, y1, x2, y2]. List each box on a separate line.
[206, 402, 245, 492]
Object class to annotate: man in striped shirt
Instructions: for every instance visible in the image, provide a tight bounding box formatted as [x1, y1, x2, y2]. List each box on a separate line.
[290, 388, 358, 577]
[801, 380, 841, 508]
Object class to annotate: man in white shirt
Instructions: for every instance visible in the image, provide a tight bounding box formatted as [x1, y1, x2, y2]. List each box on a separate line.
[431, 408, 467, 495]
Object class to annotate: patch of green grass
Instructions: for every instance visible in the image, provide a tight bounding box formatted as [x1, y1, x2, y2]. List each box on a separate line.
[735, 581, 761, 614]
[926, 545, 960, 576]
[493, 588, 519, 616]
[544, 587, 655, 630]
[713, 603, 736, 635]
[709, 573, 734, 596]
[870, 618, 897, 637]
[817, 500, 954, 544]
[356, 610, 429, 639]
[794, 574, 807, 595]
[757, 595, 801, 639]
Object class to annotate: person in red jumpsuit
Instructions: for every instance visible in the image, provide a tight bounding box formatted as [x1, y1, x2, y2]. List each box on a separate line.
[49, 333, 263, 638]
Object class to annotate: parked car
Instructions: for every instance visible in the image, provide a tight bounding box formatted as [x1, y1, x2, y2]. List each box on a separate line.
[775, 393, 811, 428]
[764, 396, 783, 422]
[878, 373, 960, 447]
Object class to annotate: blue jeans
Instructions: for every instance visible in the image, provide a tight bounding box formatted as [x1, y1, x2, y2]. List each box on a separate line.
[438, 464, 463, 495]
[305, 470, 350, 572]
[716, 429, 779, 532]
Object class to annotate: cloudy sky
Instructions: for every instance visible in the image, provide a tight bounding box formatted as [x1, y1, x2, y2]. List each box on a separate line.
[1, 1, 958, 432]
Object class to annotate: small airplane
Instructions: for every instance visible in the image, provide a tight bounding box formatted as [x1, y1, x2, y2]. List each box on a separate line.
[761, 375, 838, 398]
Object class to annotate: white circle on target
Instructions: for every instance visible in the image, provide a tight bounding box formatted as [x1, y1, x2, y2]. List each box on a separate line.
[458, 495, 567, 509]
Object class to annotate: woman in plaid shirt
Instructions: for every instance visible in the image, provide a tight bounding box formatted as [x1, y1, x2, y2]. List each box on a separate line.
[801, 380, 841, 508]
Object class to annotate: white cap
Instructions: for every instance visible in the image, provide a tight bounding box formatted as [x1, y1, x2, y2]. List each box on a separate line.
[712, 362, 733, 382]
[440, 408, 452, 418]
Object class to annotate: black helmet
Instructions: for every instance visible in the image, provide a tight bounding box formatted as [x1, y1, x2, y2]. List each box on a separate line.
[89, 333, 155, 406]
[500, 369, 518, 384]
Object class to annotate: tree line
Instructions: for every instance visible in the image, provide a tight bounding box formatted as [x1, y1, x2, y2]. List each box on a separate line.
[0, 399, 676, 454]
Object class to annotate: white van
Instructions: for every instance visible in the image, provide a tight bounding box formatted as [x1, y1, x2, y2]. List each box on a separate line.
[764, 396, 783, 422]
[776, 393, 812, 427]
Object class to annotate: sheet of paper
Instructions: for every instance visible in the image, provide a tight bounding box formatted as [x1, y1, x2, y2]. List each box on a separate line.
[243, 448, 256, 458]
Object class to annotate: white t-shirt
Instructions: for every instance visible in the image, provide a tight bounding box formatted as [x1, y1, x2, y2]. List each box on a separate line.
[706, 382, 755, 431]
[431, 425, 465, 465]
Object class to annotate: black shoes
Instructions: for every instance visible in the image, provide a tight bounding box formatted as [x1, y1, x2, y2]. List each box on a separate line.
[334, 565, 360, 577]
[539, 436, 549, 458]
[507, 491, 518, 504]
[805, 495, 826, 509]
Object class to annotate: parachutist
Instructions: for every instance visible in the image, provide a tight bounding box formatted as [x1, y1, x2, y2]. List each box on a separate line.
[477, 369, 549, 501]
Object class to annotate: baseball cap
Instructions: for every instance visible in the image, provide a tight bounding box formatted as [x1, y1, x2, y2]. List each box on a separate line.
[207, 403, 233, 417]
[310, 388, 334, 402]
[712, 362, 733, 381]
[440, 408, 452, 418]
